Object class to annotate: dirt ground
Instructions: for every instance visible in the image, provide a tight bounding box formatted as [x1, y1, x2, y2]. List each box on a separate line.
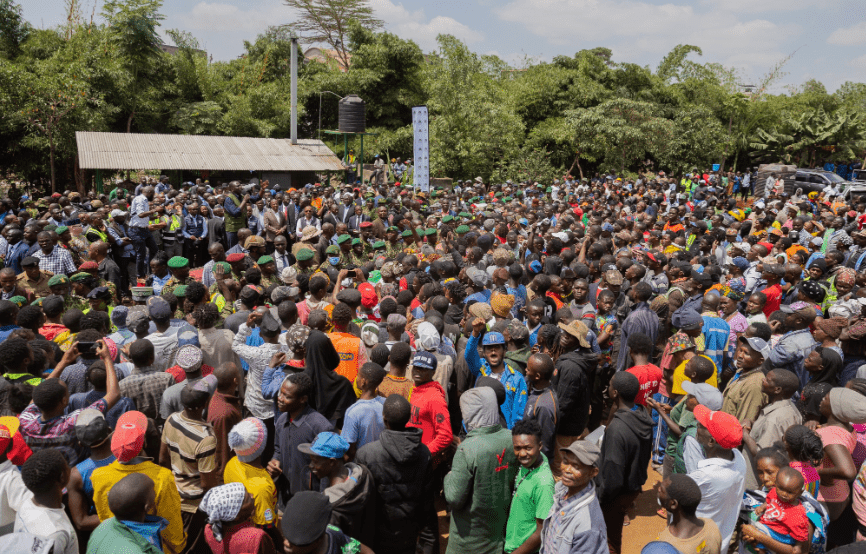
[436, 462, 666, 554]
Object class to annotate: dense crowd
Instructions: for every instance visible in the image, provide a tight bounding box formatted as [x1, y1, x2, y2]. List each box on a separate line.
[0, 169, 864, 554]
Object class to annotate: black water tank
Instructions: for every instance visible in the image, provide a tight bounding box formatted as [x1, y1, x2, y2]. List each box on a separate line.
[338, 94, 365, 133]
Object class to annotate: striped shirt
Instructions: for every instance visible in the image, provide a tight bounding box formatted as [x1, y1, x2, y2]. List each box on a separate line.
[161, 412, 217, 512]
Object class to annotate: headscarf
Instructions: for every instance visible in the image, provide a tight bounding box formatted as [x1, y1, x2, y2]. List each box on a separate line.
[829, 387, 866, 423]
[799, 382, 833, 420]
[303, 330, 355, 423]
[416, 322, 440, 351]
[808, 346, 842, 385]
[815, 317, 846, 340]
[835, 267, 856, 289]
[199, 482, 246, 542]
[286, 324, 311, 352]
[490, 292, 515, 318]
[709, 283, 743, 302]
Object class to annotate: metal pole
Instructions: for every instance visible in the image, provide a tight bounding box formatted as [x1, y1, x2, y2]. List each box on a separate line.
[359, 134, 364, 185]
[290, 37, 298, 145]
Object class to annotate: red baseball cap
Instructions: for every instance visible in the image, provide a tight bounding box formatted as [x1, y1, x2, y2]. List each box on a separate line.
[693, 405, 742, 449]
[112, 411, 147, 462]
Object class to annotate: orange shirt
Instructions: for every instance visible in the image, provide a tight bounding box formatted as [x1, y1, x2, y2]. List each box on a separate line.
[328, 331, 364, 384]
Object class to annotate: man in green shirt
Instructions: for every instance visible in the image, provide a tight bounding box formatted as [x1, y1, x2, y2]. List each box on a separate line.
[505, 419, 555, 554]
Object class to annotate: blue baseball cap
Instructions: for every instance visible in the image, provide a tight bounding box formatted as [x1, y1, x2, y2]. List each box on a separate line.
[482, 331, 505, 346]
[412, 351, 438, 372]
[529, 260, 542, 274]
[729, 256, 750, 271]
[298, 432, 349, 459]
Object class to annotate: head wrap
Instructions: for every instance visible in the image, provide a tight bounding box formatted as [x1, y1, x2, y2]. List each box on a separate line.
[286, 324, 311, 351]
[228, 418, 268, 462]
[815, 317, 846, 340]
[416, 322, 440, 351]
[304, 331, 356, 422]
[490, 292, 515, 318]
[709, 283, 743, 302]
[835, 267, 856, 288]
[828, 387, 866, 423]
[199, 483, 247, 542]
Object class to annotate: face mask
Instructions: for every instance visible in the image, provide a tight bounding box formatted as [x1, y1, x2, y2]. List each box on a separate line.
[328, 257, 340, 266]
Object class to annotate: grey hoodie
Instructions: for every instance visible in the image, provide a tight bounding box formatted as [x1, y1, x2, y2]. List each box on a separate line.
[460, 387, 499, 432]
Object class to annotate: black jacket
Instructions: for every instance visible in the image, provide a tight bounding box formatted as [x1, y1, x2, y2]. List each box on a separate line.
[328, 462, 376, 546]
[355, 428, 433, 554]
[596, 407, 653, 504]
[551, 350, 596, 436]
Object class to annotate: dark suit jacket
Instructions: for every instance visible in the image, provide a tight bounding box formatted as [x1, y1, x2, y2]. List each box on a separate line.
[337, 204, 355, 224]
[282, 203, 299, 238]
[348, 214, 371, 232]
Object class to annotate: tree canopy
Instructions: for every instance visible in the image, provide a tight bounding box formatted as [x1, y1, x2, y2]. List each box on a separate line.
[0, 0, 864, 192]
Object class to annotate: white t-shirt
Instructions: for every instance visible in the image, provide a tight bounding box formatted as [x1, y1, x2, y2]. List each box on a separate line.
[688, 449, 747, 553]
[145, 328, 179, 372]
[0, 460, 32, 533]
[14, 499, 78, 554]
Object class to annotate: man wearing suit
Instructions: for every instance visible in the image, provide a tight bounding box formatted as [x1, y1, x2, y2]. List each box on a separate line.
[281, 193, 300, 243]
[337, 193, 356, 225]
[347, 205, 371, 233]
[263, 197, 287, 254]
[207, 205, 226, 249]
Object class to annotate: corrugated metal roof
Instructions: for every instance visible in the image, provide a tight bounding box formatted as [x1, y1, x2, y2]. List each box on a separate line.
[76, 132, 345, 171]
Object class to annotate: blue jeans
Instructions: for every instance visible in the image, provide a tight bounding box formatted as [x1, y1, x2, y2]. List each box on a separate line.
[128, 226, 158, 279]
[651, 392, 675, 464]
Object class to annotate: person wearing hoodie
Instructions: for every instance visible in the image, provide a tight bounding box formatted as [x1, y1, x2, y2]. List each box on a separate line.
[407, 351, 452, 468]
[298, 431, 376, 546]
[465, 320, 528, 429]
[551, 321, 596, 477]
[356, 394, 433, 554]
[597, 371, 653, 554]
[444, 387, 518, 554]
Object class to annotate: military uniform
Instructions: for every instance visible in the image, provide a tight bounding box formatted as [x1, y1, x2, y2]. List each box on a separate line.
[64, 294, 90, 313]
[17, 271, 53, 298]
[161, 275, 195, 299]
[385, 241, 403, 258]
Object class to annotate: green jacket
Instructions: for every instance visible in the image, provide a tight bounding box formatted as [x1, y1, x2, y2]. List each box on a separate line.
[224, 193, 246, 232]
[444, 424, 518, 554]
[86, 517, 164, 554]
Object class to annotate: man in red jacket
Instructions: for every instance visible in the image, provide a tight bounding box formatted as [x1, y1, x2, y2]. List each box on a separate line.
[407, 351, 452, 468]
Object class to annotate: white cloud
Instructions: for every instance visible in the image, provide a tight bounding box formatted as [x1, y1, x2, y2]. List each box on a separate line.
[827, 22, 866, 45]
[175, 2, 294, 34]
[850, 54, 866, 69]
[699, 0, 826, 13]
[495, 0, 799, 73]
[369, 0, 484, 51]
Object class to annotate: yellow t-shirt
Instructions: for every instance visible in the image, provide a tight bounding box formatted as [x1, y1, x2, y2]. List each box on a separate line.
[671, 355, 718, 396]
[224, 456, 277, 526]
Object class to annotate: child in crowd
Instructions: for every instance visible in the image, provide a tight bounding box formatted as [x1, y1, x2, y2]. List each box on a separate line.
[343, 363, 387, 458]
[378, 342, 413, 399]
[742, 466, 811, 554]
[594, 289, 619, 370]
[746, 293, 768, 325]
[226, 417, 280, 546]
[783, 425, 824, 498]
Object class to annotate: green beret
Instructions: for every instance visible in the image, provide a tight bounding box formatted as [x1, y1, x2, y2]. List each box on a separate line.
[44, 225, 57, 233]
[70, 272, 90, 283]
[296, 249, 315, 261]
[352, 238, 361, 245]
[326, 245, 340, 255]
[382, 198, 391, 204]
[504, 196, 512, 202]
[30, 297, 45, 306]
[401, 230, 413, 237]
[167, 256, 189, 269]
[494, 192, 503, 198]
[47, 274, 69, 287]
[55, 226, 69, 235]
[442, 215, 454, 223]
[387, 226, 399, 232]
[8, 296, 26, 307]
[545, 187, 552, 193]
[213, 261, 232, 274]
[455, 225, 470, 234]
[458, 212, 472, 218]
[373, 240, 386, 249]
[336, 234, 351, 244]
[469, 197, 478, 203]
[364, 192, 375, 198]
[425, 228, 437, 236]
[257, 255, 274, 265]
[173, 285, 187, 297]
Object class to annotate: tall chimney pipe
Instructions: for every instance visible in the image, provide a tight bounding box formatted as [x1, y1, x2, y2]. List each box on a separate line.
[290, 37, 298, 145]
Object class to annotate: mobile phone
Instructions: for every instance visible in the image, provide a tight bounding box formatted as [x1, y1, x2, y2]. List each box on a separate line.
[78, 342, 97, 356]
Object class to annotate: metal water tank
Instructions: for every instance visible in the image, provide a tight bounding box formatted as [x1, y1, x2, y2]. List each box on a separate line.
[338, 94, 365, 133]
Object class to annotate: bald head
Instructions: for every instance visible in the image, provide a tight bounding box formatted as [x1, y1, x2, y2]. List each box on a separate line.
[701, 292, 720, 312]
[108, 473, 154, 520]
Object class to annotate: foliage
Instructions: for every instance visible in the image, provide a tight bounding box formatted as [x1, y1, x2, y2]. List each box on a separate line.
[0, 0, 30, 59]
[490, 145, 564, 185]
[282, 0, 381, 70]
[749, 108, 866, 166]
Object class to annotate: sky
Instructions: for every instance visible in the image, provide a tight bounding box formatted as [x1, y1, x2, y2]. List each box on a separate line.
[20, 0, 866, 92]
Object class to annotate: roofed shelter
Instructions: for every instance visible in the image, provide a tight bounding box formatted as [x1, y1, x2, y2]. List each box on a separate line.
[75, 131, 344, 189]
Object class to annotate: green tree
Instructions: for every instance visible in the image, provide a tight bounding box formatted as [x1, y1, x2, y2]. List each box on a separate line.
[0, 0, 29, 59]
[282, 0, 382, 70]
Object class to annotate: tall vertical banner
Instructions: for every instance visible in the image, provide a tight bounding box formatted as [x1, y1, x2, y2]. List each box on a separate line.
[412, 106, 430, 192]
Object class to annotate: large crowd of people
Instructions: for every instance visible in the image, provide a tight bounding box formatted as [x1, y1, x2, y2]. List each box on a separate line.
[0, 168, 864, 554]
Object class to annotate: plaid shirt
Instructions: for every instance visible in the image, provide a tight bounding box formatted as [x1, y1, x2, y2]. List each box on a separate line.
[34, 245, 77, 276]
[19, 397, 107, 465]
[119, 365, 177, 421]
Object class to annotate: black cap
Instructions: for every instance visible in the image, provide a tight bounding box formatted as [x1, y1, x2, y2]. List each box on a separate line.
[281, 491, 331, 546]
[86, 286, 112, 300]
[20, 256, 39, 268]
[260, 311, 281, 335]
[335, 288, 361, 305]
